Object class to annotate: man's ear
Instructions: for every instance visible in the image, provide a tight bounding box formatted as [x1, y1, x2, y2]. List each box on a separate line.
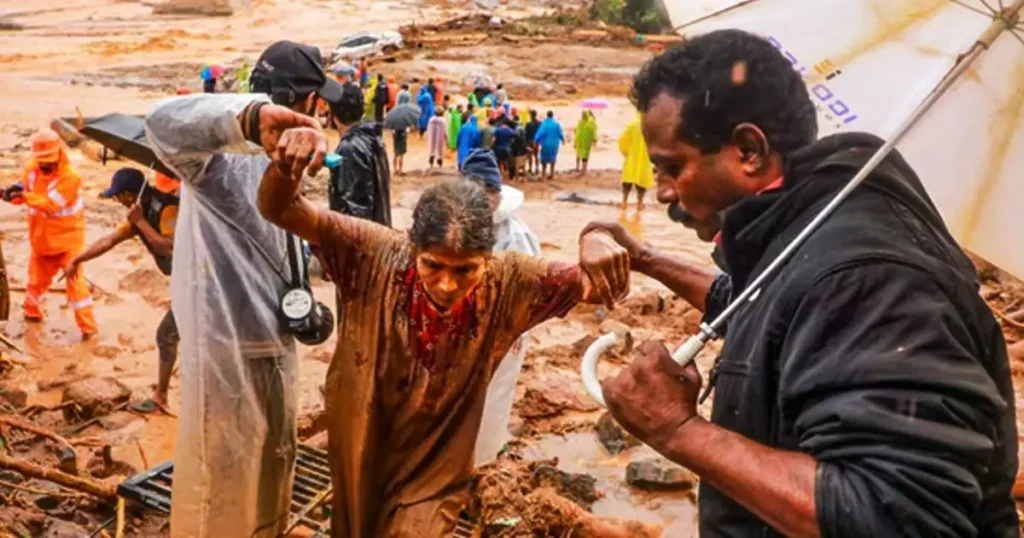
[731, 123, 770, 175]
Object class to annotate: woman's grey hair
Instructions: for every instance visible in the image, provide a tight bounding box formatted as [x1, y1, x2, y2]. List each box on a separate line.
[410, 181, 496, 252]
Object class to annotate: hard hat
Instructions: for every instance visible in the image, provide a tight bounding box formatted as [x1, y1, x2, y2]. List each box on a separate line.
[30, 129, 63, 164]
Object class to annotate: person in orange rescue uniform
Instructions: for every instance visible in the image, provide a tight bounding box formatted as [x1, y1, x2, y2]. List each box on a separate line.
[3, 129, 97, 339]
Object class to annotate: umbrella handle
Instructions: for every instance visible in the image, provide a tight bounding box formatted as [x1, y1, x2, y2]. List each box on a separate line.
[581, 333, 708, 407]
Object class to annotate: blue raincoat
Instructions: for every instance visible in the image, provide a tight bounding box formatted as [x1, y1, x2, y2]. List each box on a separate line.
[533, 117, 564, 164]
[457, 116, 483, 168]
[417, 87, 435, 132]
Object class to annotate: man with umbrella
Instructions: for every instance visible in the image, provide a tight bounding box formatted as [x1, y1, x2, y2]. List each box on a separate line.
[589, 29, 1018, 537]
[144, 39, 344, 538]
[65, 168, 179, 411]
[2, 129, 96, 339]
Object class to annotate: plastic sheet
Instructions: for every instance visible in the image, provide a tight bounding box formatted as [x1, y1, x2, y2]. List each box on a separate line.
[145, 94, 299, 537]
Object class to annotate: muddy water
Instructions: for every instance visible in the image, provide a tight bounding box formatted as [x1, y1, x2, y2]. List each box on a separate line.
[523, 431, 699, 536]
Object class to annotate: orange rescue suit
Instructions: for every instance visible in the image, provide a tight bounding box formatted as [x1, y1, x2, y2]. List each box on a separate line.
[14, 155, 96, 335]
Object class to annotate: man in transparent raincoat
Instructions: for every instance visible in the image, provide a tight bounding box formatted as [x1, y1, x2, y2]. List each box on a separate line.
[145, 40, 343, 537]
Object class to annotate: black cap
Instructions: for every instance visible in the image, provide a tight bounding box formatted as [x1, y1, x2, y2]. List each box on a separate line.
[250, 40, 343, 105]
[100, 168, 146, 199]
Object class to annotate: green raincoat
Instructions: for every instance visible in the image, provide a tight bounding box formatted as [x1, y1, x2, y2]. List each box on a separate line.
[574, 111, 598, 160]
[447, 109, 461, 149]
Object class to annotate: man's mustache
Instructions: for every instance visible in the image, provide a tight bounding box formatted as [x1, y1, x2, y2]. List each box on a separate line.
[667, 204, 694, 224]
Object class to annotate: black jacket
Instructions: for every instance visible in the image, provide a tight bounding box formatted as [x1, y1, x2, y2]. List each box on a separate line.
[700, 133, 1018, 537]
[329, 122, 392, 227]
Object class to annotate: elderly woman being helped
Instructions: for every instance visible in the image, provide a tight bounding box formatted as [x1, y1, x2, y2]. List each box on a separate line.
[256, 125, 630, 537]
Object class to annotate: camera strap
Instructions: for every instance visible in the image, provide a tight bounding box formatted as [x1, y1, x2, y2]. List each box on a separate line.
[286, 233, 307, 290]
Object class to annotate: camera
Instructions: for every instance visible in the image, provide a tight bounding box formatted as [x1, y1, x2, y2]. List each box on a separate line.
[279, 235, 335, 346]
[279, 288, 334, 346]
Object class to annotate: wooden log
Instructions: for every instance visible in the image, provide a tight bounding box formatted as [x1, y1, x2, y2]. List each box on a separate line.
[0, 454, 116, 500]
[572, 30, 609, 39]
[640, 34, 683, 44]
[0, 415, 74, 451]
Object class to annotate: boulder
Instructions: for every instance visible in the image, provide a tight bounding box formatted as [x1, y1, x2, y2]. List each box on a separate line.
[595, 412, 640, 455]
[625, 457, 697, 491]
[60, 377, 131, 421]
[0, 382, 28, 408]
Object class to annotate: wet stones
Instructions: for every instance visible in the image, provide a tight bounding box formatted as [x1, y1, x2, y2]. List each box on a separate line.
[0, 382, 29, 408]
[60, 377, 131, 421]
[531, 462, 600, 510]
[625, 457, 697, 491]
[595, 412, 640, 455]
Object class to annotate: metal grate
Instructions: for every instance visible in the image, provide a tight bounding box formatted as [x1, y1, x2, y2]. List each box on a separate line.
[116, 443, 333, 536]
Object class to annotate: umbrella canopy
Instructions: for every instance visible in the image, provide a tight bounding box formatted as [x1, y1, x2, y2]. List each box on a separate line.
[384, 104, 421, 131]
[200, 63, 225, 81]
[579, 98, 611, 111]
[330, 62, 356, 77]
[79, 113, 177, 178]
[666, 0, 1024, 279]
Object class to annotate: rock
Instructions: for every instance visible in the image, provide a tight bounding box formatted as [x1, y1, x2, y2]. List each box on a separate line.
[0, 470, 25, 484]
[0, 382, 28, 408]
[682, 309, 703, 335]
[34, 493, 60, 510]
[116, 333, 134, 347]
[57, 446, 78, 475]
[60, 377, 131, 421]
[595, 412, 640, 455]
[516, 371, 600, 419]
[625, 457, 697, 491]
[531, 463, 600, 510]
[570, 334, 597, 355]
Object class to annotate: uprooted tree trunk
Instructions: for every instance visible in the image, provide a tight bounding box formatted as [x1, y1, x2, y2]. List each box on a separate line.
[0, 454, 116, 500]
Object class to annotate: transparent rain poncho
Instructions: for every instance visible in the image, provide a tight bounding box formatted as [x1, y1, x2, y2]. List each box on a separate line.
[145, 94, 298, 537]
[475, 186, 541, 465]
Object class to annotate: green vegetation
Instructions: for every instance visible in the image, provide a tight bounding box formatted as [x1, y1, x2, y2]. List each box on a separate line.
[590, 0, 671, 34]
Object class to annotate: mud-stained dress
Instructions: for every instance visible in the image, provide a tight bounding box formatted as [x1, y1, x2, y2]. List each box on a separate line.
[314, 214, 582, 537]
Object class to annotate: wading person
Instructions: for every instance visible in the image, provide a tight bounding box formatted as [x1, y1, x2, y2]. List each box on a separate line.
[145, 39, 344, 538]
[533, 110, 564, 180]
[66, 168, 179, 410]
[591, 29, 1019, 537]
[574, 110, 597, 176]
[3, 129, 96, 339]
[256, 130, 630, 537]
[618, 112, 653, 211]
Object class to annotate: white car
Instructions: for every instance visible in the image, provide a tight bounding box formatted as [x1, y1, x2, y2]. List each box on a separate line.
[331, 31, 404, 62]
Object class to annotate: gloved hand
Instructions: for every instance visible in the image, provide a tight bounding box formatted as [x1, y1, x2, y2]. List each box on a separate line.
[3, 183, 24, 202]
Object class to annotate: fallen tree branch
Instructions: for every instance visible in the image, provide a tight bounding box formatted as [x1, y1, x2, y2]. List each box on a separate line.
[0, 454, 116, 500]
[0, 415, 74, 451]
[0, 477, 85, 498]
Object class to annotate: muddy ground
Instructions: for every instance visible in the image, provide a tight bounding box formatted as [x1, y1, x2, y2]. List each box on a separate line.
[0, 0, 1023, 537]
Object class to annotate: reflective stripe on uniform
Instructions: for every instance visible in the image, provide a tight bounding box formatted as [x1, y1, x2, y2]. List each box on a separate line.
[52, 199, 84, 217]
[70, 297, 93, 310]
[24, 293, 41, 305]
[48, 189, 67, 207]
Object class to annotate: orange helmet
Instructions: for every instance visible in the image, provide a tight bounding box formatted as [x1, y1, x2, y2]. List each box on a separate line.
[30, 129, 63, 164]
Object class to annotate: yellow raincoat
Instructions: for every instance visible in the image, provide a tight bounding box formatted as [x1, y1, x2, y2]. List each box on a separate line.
[618, 113, 654, 189]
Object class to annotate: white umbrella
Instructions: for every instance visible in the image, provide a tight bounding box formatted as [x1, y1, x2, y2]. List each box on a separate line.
[583, 0, 1024, 405]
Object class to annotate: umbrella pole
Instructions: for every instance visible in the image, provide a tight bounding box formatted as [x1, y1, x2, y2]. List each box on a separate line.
[673, 2, 1024, 366]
